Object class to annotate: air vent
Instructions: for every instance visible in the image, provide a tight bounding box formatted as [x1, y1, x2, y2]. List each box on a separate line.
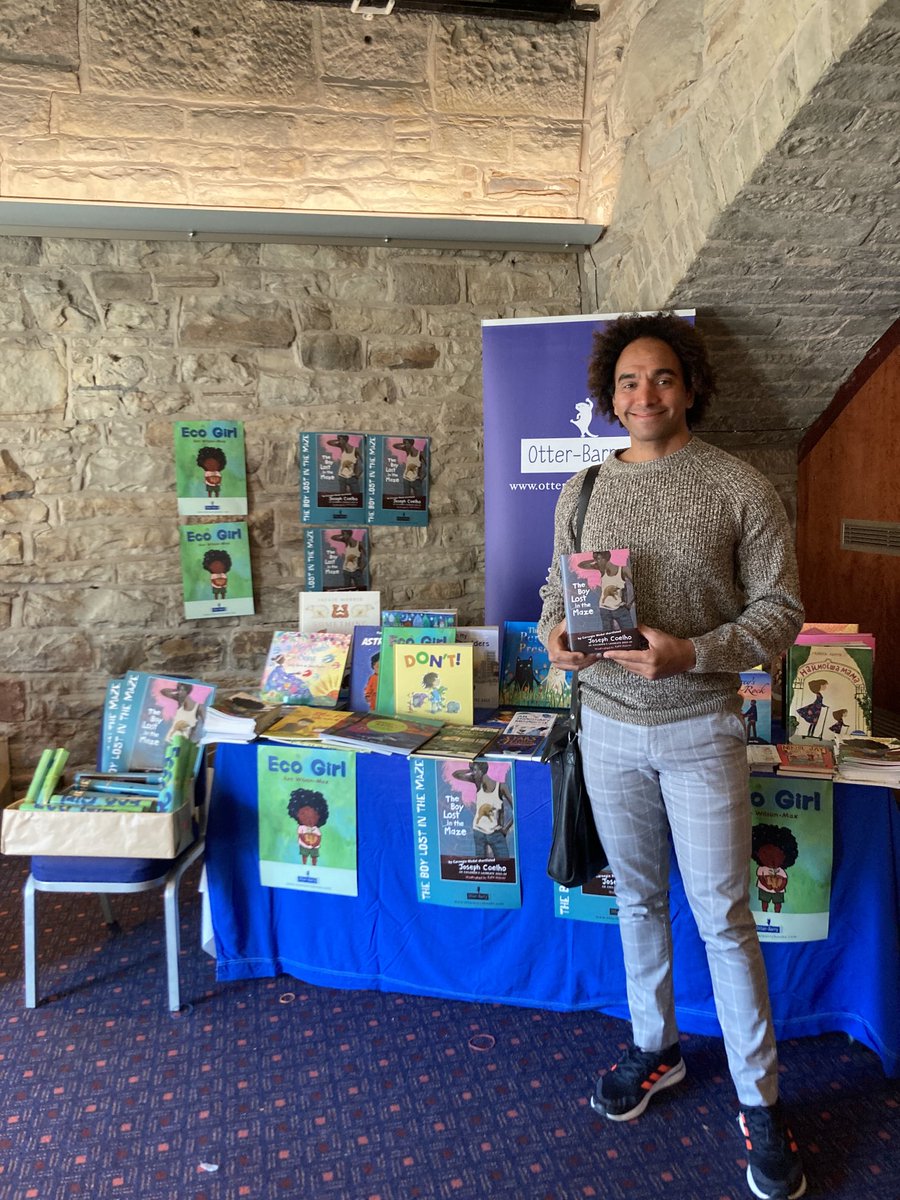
[841, 519, 900, 556]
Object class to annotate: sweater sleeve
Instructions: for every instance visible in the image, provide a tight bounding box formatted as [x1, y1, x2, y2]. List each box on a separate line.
[690, 478, 804, 673]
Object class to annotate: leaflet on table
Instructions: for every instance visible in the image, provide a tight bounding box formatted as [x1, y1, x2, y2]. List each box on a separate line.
[748, 776, 833, 942]
[257, 744, 358, 896]
[409, 756, 521, 909]
[366, 434, 429, 526]
[555, 870, 619, 924]
[178, 520, 255, 619]
[299, 432, 366, 524]
[173, 420, 248, 516]
[303, 528, 370, 592]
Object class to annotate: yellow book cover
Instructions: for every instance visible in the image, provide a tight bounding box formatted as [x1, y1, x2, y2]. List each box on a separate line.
[392, 643, 474, 726]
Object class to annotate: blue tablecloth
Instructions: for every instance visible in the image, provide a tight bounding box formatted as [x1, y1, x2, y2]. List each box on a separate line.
[206, 743, 900, 1076]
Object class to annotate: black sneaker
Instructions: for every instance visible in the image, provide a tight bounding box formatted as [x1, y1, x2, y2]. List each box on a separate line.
[589, 1041, 686, 1121]
[738, 1102, 807, 1199]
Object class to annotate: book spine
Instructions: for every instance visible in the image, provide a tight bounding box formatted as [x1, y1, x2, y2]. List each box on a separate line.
[366, 434, 378, 525]
[304, 529, 319, 591]
[23, 748, 56, 805]
[300, 432, 312, 523]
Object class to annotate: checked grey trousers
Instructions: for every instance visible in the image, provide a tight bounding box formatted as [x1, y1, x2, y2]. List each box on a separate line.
[580, 704, 779, 1107]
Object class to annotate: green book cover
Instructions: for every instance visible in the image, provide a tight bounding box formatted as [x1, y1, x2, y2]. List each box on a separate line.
[178, 520, 255, 619]
[174, 420, 248, 516]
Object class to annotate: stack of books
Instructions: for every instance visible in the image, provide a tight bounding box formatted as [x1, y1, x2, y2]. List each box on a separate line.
[201, 691, 284, 744]
[319, 711, 441, 757]
[834, 736, 900, 788]
[483, 710, 560, 761]
[774, 743, 835, 779]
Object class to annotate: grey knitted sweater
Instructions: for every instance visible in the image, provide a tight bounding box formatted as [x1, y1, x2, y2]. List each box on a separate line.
[537, 438, 804, 725]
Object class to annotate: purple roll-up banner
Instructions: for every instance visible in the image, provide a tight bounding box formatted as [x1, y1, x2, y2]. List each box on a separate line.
[481, 311, 694, 626]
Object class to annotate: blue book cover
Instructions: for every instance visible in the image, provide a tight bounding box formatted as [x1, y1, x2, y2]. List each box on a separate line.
[349, 626, 381, 712]
[366, 434, 429, 527]
[409, 756, 521, 909]
[304, 527, 370, 592]
[739, 669, 772, 744]
[299, 432, 367, 524]
[102, 671, 216, 773]
[101, 677, 124, 769]
[499, 620, 571, 710]
[555, 870, 620, 924]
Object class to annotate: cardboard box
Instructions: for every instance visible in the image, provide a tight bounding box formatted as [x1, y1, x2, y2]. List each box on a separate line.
[0, 798, 196, 859]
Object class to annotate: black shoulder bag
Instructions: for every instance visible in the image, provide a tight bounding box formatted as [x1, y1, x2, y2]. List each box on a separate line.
[544, 465, 609, 888]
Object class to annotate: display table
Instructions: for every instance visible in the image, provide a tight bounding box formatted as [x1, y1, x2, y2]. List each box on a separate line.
[205, 743, 900, 1077]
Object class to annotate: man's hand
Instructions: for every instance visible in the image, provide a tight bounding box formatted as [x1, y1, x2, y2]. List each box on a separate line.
[601, 625, 696, 681]
[546, 619, 600, 673]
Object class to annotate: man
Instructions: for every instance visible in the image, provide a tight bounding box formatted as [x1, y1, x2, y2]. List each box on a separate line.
[538, 312, 806, 1200]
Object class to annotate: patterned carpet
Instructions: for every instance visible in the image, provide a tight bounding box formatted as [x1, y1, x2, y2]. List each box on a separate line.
[0, 850, 897, 1200]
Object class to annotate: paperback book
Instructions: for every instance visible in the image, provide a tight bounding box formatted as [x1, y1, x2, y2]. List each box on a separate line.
[455, 626, 500, 711]
[483, 710, 560, 761]
[299, 590, 381, 634]
[409, 756, 521, 907]
[178, 520, 255, 619]
[415, 724, 501, 761]
[366, 434, 430, 526]
[299, 432, 366, 524]
[257, 744, 358, 896]
[499, 620, 571, 710]
[201, 691, 284, 744]
[739, 669, 772, 744]
[392, 642, 474, 726]
[101, 673, 215, 773]
[374, 625, 456, 717]
[381, 608, 456, 629]
[261, 706, 352, 746]
[785, 635, 874, 743]
[319, 712, 440, 757]
[259, 631, 352, 707]
[174, 419, 248, 517]
[303, 528, 370, 592]
[555, 870, 620, 924]
[834, 736, 900, 787]
[559, 547, 645, 653]
[348, 625, 381, 712]
[775, 743, 835, 778]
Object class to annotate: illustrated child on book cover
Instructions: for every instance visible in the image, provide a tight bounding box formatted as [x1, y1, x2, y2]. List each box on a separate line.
[197, 446, 226, 497]
[576, 549, 636, 633]
[159, 681, 207, 743]
[202, 548, 231, 599]
[288, 787, 329, 866]
[752, 824, 799, 914]
[450, 760, 514, 861]
[325, 434, 363, 494]
[796, 678, 828, 738]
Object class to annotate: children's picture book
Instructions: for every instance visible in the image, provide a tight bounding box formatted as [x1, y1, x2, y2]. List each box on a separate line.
[786, 636, 874, 743]
[380, 608, 456, 629]
[409, 756, 521, 907]
[499, 620, 571, 710]
[261, 705, 354, 746]
[304, 528, 370, 592]
[259, 631, 352, 707]
[348, 625, 381, 712]
[202, 691, 284, 743]
[258, 744, 358, 896]
[366, 434, 430, 526]
[174, 419, 248, 516]
[416, 724, 501, 761]
[392, 642, 474, 726]
[374, 625, 456, 717]
[834, 736, 900, 787]
[748, 775, 833, 941]
[101, 672, 216, 773]
[299, 590, 381, 634]
[775, 743, 835, 778]
[800, 622, 859, 634]
[319, 712, 440, 756]
[455, 626, 500, 711]
[483, 709, 559, 761]
[738, 668, 772, 744]
[299, 432, 366, 524]
[555, 869, 620, 924]
[178, 520, 255, 619]
[559, 548, 645, 653]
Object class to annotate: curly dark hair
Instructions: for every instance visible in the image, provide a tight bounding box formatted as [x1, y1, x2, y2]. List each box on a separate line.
[197, 446, 227, 469]
[287, 787, 329, 826]
[202, 548, 232, 571]
[751, 823, 799, 868]
[587, 312, 716, 428]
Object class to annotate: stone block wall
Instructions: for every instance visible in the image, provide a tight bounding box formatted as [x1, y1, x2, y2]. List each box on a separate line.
[0, 232, 582, 786]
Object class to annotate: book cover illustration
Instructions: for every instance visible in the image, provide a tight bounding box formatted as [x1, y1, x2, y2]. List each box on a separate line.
[483, 709, 559, 761]
[261, 706, 351, 746]
[259, 631, 352, 707]
[748, 775, 833, 942]
[786, 640, 873, 743]
[410, 756, 521, 908]
[556, 869, 620, 924]
[560, 548, 645, 653]
[738, 669, 772, 744]
[320, 712, 440, 756]
[299, 590, 381, 634]
[393, 642, 474, 727]
[174, 420, 248, 517]
[178, 520, 255, 619]
[299, 432, 366, 524]
[102, 672, 216, 773]
[499, 620, 571, 710]
[835, 736, 900, 787]
[366, 434, 430, 527]
[381, 608, 456, 629]
[775, 743, 835, 777]
[348, 625, 381, 712]
[202, 691, 284, 743]
[374, 625, 456, 717]
[304, 528, 370, 592]
[257, 744, 358, 896]
[415, 724, 500, 761]
[455, 626, 500, 711]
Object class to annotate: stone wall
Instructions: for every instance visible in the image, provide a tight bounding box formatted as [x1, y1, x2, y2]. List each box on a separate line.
[0, 232, 582, 785]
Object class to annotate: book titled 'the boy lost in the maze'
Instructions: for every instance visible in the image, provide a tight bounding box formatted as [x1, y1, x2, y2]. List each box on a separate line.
[559, 547, 646, 653]
[366, 434, 430, 526]
[299, 432, 367, 525]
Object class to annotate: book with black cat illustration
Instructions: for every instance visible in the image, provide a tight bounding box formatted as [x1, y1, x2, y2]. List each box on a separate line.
[559, 548, 646, 653]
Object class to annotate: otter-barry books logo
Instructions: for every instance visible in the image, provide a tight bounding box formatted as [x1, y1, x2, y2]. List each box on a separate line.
[519, 398, 628, 474]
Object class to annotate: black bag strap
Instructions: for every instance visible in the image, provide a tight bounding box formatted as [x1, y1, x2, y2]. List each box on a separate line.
[568, 464, 600, 724]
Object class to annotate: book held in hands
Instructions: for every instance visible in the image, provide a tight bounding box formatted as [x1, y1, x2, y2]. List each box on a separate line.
[559, 547, 645, 653]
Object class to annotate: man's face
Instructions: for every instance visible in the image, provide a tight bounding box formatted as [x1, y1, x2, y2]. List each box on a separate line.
[611, 337, 693, 458]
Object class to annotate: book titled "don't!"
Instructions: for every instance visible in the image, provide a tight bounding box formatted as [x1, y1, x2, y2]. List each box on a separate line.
[560, 548, 646, 654]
